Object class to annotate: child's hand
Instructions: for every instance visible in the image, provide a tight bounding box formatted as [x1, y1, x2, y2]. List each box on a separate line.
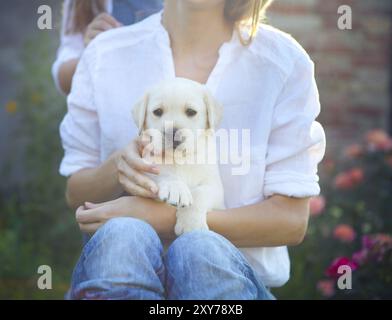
[84, 13, 122, 46]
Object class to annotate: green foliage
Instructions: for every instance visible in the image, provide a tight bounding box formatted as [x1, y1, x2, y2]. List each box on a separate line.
[0, 33, 81, 299]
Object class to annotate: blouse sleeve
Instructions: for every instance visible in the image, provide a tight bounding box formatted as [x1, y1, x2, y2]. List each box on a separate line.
[52, 0, 85, 95]
[59, 43, 101, 177]
[263, 55, 326, 198]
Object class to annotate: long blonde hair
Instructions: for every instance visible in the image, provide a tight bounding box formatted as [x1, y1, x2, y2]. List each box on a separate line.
[225, 0, 274, 45]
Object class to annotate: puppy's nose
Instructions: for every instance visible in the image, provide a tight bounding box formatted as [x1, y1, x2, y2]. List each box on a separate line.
[172, 128, 181, 149]
[165, 127, 181, 149]
[172, 128, 178, 137]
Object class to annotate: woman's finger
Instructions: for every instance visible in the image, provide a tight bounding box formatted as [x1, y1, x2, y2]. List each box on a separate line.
[79, 222, 103, 234]
[137, 137, 151, 152]
[119, 174, 157, 198]
[138, 137, 162, 157]
[119, 175, 157, 198]
[84, 201, 99, 209]
[140, 141, 159, 158]
[76, 206, 106, 224]
[118, 160, 158, 193]
[84, 201, 112, 209]
[123, 140, 160, 174]
[123, 152, 160, 175]
[129, 167, 158, 193]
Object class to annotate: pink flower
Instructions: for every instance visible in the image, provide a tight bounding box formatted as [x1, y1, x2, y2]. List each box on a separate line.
[326, 257, 358, 278]
[317, 280, 335, 297]
[333, 224, 356, 243]
[334, 172, 354, 190]
[310, 196, 326, 216]
[333, 168, 364, 190]
[344, 144, 363, 158]
[349, 168, 364, 184]
[365, 129, 392, 151]
[373, 234, 392, 244]
[354, 234, 392, 264]
[362, 235, 375, 250]
[362, 234, 392, 248]
[352, 249, 368, 265]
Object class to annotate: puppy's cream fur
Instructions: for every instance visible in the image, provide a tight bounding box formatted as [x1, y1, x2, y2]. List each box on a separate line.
[132, 78, 225, 235]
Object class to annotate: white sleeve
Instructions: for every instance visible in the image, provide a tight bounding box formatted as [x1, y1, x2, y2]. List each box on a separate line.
[52, 0, 85, 95]
[263, 55, 326, 198]
[59, 43, 100, 177]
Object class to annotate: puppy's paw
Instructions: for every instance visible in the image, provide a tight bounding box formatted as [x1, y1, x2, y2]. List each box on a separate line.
[158, 180, 193, 208]
[174, 215, 209, 236]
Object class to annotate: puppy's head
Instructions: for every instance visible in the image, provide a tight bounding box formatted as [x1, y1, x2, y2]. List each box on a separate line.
[132, 78, 222, 156]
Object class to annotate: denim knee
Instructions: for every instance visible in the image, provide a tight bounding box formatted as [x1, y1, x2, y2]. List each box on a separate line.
[81, 217, 163, 273]
[165, 230, 238, 273]
[91, 217, 161, 252]
[98, 216, 157, 239]
[164, 230, 269, 300]
[70, 217, 165, 299]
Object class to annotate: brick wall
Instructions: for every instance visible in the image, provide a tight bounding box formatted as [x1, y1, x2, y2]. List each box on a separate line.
[267, 0, 392, 150]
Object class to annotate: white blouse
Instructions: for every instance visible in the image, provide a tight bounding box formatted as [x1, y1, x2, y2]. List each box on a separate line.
[51, 0, 113, 94]
[59, 12, 326, 287]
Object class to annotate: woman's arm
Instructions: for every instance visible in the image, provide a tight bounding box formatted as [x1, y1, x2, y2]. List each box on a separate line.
[75, 194, 310, 247]
[66, 153, 121, 209]
[76, 196, 177, 240]
[208, 195, 310, 247]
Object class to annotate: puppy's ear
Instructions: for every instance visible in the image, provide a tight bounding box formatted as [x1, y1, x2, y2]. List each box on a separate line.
[132, 93, 149, 134]
[204, 89, 223, 130]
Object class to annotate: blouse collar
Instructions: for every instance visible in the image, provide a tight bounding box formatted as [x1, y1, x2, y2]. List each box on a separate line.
[151, 10, 243, 92]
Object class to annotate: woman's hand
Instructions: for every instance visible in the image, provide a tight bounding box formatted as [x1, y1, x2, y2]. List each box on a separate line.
[84, 13, 122, 46]
[65, 138, 159, 209]
[76, 196, 177, 238]
[113, 138, 160, 198]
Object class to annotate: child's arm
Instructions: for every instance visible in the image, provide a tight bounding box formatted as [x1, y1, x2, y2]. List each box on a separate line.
[58, 58, 79, 95]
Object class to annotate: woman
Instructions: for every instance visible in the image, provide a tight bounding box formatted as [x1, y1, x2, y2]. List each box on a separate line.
[52, 0, 162, 94]
[60, 0, 326, 299]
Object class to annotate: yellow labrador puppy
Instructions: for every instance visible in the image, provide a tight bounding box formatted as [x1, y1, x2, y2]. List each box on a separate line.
[132, 78, 225, 235]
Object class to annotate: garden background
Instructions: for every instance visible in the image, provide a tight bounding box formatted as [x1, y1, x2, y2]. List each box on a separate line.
[0, 0, 391, 299]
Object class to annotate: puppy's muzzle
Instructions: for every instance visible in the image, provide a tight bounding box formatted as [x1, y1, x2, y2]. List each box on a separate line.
[165, 127, 183, 149]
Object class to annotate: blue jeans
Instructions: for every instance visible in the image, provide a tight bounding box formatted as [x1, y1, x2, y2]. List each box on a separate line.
[68, 217, 274, 300]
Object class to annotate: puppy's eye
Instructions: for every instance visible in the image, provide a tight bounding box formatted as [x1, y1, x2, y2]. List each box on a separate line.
[153, 108, 163, 117]
[185, 108, 197, 117]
